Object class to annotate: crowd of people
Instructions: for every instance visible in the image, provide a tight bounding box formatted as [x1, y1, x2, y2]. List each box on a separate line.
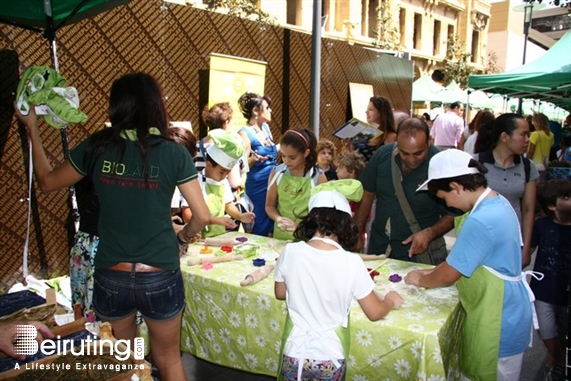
[4, 71, 570, 381]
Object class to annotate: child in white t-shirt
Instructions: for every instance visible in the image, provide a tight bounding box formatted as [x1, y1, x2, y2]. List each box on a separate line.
[274, 180, 403, 381]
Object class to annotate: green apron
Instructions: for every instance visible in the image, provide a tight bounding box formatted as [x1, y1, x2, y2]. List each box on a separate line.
[457, 265, 541, 381]
[276, 314, 350, 381]
[454, 188, 540, 380]
[202, 176, 227, 237]
[456, 266, 504, 381]
[276, 237, 351, 381]
[453, 188, 501, 380]
[273, 168, 319, 241]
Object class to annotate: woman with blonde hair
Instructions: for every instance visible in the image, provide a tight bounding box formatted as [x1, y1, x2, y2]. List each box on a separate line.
[528, 113, 554, 179]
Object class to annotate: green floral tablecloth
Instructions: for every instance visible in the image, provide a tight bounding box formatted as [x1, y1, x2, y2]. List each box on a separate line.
[180, 232, 464, 381]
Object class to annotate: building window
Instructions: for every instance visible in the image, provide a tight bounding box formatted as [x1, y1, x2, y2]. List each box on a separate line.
[335, 0, 349, 34]
[471, 30, 479, 63]
[287, 0, 301, 26]
[322, 0, 330, 32]
[433, 20, 441, 56]
[399, 8, 406, 47]
[446, 24, 454, 51]
[366, 0, 379, 38]
[413, 13, 422, 50]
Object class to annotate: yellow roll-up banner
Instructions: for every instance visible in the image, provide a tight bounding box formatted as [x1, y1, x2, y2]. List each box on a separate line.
[209, 53, 267, 130]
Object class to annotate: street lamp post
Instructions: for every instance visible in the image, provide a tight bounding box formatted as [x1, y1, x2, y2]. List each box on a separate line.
[515, 0, 544, 114]
[522, 2, 534, 65]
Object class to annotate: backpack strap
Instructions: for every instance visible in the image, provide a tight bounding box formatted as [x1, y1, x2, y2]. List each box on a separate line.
[479, 152, 531, 183]
[198, 139, 207, 160]
[477, 151, 484, 165]
[521, 155, 531, 183]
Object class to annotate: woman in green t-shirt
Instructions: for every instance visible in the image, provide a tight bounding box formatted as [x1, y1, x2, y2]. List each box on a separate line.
[15, 72, 210, 381]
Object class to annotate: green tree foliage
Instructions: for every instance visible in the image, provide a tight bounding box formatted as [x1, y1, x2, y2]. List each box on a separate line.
[373, 0, 401, 51]
[484, 50, 503, 74]
[442, 35, 474, 88]
[545, 0, 571, 7]
[204, 0, 275, 24]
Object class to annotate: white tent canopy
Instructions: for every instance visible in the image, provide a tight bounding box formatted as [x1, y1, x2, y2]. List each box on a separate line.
[435, 81, 466, 104]
[412, 76, 495, 109]
[412, 74, 444, 102]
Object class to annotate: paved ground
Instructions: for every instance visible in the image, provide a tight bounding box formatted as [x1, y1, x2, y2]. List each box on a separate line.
[182, 353, 273, 381]
[182, 346, 549, 381]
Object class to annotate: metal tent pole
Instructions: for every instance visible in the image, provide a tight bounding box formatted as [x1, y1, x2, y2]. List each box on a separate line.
[309, 0, 322, 138]
[45, 0, 80, 232]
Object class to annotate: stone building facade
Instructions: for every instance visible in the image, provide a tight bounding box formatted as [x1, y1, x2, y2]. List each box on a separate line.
[190, 0, 492, 78]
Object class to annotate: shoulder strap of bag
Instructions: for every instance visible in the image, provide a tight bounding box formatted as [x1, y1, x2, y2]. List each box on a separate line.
[391, 146, 421, 234]
[392, 146, 446, 265]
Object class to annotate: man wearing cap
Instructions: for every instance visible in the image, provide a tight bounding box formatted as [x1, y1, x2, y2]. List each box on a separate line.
[354, 118, 454, 264]
[405, 149, 534, 381]
[200, 129, 255, 237]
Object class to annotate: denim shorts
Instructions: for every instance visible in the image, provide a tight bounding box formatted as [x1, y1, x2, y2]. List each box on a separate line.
[93, 268, 185, 322]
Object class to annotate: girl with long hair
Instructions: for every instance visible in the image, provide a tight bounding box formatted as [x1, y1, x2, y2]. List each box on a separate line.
[15, 72, 210, 381]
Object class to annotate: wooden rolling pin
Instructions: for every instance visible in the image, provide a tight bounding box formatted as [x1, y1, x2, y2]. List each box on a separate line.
[359, 254, 387, 261]
[187, 254, 244, 266]
[204, 237, 237, 247]
[240, 265, 275, 286]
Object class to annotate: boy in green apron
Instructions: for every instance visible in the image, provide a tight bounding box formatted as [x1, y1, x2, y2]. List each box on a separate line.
[200, 129, 255, 237]
[404, 149, 539, 381]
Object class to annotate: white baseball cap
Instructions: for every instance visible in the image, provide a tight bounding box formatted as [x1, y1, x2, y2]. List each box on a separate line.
[416, 149, 480, 191]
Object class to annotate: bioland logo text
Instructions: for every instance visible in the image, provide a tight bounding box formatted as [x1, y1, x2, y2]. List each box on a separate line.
[14, 325, 145, 362]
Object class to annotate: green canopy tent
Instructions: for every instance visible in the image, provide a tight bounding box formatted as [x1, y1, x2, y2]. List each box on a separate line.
[0, 0, 131, 71]
[0, 0, 131, 153]
[469, 30, 571, 110]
